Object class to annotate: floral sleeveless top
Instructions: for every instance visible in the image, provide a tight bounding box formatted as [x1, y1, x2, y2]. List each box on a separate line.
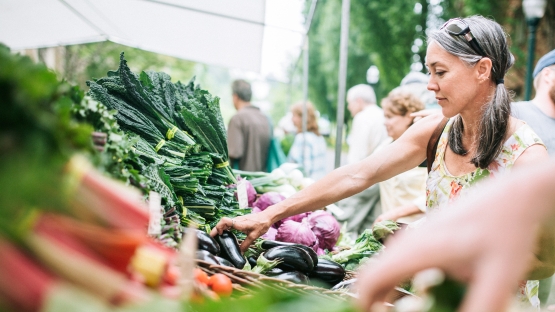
[426, 118, 545, 212]
[424, 119, 545, 309]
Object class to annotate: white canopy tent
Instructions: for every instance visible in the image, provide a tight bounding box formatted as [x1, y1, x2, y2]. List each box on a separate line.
[0, 0, 305, 73]
[1, 0, 353, 168]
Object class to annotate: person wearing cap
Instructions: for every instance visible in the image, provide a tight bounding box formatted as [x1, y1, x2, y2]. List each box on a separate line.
[512, 49, 555, 305]
[513, 49, 555, 156]
[212, 16, 549, 307]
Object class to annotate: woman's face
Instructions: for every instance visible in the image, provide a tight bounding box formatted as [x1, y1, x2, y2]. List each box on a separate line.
[425, 41, 484, 118]
[383, 106, 413, 141]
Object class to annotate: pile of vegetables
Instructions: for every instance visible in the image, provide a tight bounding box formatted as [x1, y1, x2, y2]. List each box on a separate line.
[324, 221, 401, 271]
[75, 52, 246, 247]
[252, 240, 346, 288]
[234, 164, 314, 198]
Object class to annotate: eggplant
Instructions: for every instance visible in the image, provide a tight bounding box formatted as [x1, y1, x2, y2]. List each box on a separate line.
[261, 240, 318, 266]
[247, 256, 258, 268]
[308, 259, 346, 287]
[215, 256, 235, 268]
[184, 229, 220, 256]
[264, 246, 314, 274]
[214, 230, 246, 269]
[264, 267, 286, 276]
[272, 271, 309, 284]
[196, 250, 220, 265]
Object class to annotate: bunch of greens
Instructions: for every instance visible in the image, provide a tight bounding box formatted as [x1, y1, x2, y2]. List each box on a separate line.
[80, 52, 241, 243]
[323, 229, 383, 271]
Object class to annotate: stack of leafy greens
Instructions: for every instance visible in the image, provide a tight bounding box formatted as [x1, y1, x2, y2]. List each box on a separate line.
[78, 52, 241, 246]
[322, 220, 401, 271]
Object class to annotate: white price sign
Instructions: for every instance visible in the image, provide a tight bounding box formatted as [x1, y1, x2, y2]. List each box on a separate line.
[237, 179, 248, 209]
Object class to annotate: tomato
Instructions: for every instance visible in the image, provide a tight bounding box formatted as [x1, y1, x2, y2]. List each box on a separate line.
[208, 273, 233, 296]
[194, 268, 210, 285]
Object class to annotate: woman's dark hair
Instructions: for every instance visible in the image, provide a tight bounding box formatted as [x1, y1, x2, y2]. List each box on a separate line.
[428, 16, 514, 169]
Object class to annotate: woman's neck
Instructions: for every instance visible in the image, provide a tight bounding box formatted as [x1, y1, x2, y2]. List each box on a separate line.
[459, 85, 496, 145]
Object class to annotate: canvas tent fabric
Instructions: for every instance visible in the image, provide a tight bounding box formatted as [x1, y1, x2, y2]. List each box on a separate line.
[0, 0, 267, 72]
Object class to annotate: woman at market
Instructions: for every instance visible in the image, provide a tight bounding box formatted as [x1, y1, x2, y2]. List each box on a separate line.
[287, 101, 327, 180]
[373, 90, 427, 224]
[212, 15, 549, 306]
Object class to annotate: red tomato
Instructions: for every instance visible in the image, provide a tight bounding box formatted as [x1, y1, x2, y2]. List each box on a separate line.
[208, 273, 233, 296]
[194, 268, 210, 285]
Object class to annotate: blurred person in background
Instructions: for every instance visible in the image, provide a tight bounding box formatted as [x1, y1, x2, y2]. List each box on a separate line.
[513, 49, 555, 156]
[373, 91, 427, 224]
[287, 101, 327, 180]
[393, 71, 439, 109]
[336, 84, 388, 235]
[345, 84, 389, 164]
[227, 79, 271, 172]
[512, 49, 555, 306]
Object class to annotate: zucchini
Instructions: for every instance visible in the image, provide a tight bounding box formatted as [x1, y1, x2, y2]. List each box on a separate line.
[263, 246, 314, 274]
[215, 256, 235, 268]
[260, 240, 318, 267]
[308, 259, 346, 287]
[215, 231, 246, 269]
[264, 267, 286, 276]
[247, 256, 257, 268]
[184, 229, 220, 256]
[272, 271, 309, 284]
[195, 250, 219, 265]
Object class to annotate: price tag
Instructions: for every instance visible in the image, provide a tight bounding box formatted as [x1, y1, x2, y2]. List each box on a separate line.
[148, 191, 162, 236]
[237, 179, 248, 209]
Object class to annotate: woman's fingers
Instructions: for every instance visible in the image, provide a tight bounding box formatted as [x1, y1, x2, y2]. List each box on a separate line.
[210, 217, 233, 236]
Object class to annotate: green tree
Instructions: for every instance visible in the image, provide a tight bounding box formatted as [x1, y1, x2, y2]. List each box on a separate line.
[306, 0, 425, 123]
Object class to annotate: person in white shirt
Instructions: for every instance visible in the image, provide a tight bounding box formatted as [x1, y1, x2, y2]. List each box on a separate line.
[336, 84, 388, 235]
[346, 84, 389, 163]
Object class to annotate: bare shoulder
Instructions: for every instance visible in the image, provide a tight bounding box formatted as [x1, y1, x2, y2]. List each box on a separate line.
[514, 144, 548, 168]
[507, 116, 525, 137]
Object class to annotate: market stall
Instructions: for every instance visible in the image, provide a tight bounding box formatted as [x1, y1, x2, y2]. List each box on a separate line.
[0, 47, 417, 312]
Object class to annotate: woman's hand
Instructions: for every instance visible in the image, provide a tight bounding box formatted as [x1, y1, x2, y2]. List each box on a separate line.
[356, 161, 555, 312]
[410, 109, 440, 123]
[210, 212, 273, 253]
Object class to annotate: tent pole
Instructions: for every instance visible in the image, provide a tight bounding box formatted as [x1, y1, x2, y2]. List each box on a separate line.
[302, 38, 309, 169]
[334, 0, 350, 169]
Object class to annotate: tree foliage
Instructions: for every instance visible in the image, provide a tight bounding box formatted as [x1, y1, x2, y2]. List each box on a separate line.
[305, 0, 555, 122]
[306, 0, 426, 123]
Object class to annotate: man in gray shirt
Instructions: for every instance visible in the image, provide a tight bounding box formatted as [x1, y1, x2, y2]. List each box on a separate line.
[512, 49, 555, 156]
[227, 79, 271, 172]
[512, 49, 555, 306]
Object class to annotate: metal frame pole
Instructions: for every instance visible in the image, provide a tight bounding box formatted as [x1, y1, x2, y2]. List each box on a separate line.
[334, 0, 350, 168]
[524, 18, 540, 101]
[302, 38, 309, 168]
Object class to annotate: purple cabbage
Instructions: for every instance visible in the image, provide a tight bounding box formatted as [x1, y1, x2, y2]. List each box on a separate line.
[253, 192, 285, 211]
[308, 210, 341, 251]
[273, 212, 310, 229]
[275, 218, 318, 251]
[262, 226, 277, 240]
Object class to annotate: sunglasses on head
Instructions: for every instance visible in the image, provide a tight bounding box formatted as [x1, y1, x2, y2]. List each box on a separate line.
[441, 18, 487, 58]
